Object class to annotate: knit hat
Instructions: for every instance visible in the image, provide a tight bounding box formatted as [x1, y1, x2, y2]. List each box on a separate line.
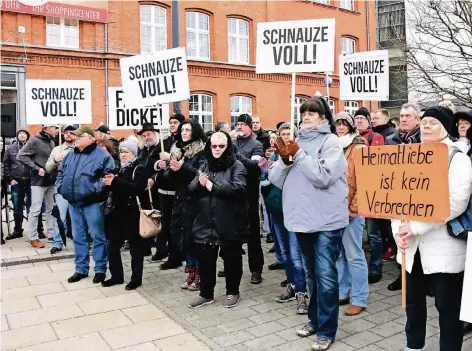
[119, 138, 138, 157]
[277, 122, 298, 138]
[334, 112, 355, 130]
[421, 106, 454, 133]
[169, 113, 185, 124]
[354, 107, 371, 124]
[237, 113, 252, 127]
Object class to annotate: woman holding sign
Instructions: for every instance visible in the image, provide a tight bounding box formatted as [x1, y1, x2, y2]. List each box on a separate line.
[393, 106, 472, 351]
[333, 112, 369, 316]
[269, 97, 348, 351]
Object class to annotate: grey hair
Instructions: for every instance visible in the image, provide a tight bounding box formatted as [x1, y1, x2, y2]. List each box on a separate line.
[401, 103, 421, 117]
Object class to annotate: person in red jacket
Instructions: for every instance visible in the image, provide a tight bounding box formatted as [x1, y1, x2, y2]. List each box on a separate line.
[354, 107, 384, 146]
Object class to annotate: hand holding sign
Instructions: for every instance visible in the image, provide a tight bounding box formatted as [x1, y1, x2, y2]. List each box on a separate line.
[169, 156, 183, 171]
[160, 152, 171, 161]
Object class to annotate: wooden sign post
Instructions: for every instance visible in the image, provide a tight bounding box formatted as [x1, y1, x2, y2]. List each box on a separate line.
[355, 143, 451, 309]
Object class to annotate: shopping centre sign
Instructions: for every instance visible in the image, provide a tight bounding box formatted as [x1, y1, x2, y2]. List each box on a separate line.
[1, 0, 108, 23]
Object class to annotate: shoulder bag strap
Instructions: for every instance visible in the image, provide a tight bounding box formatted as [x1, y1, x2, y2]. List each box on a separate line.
[132, 164, 154, 211]
[448, 147, 461, 168]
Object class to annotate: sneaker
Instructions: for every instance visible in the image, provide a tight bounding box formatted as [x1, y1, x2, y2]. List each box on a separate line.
[188, 268, 200, 291]
[311, 337, 333, 351]
[30, 239, 45, 248]
[188, 296, 214, 309]
[382, 248, 396, 262]
[181, 268, 195, 290]
[296, 292, 309, 314]
[224, 294, 240, 308]
[276, 284, 295, 303]
[296, 323, 316, 337]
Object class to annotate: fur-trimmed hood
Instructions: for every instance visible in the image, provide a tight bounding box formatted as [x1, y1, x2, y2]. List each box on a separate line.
[170, 139, 205, 160]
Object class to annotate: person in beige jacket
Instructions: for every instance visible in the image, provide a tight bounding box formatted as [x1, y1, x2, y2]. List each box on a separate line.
[393, 106, 471, 351]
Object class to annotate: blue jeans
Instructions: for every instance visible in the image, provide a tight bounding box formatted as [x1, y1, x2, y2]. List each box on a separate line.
[69, 202, 108, 275]
[186, 252, 199, 267]
[271, 214, 306, 293]
[10, 180, 31, 232]
[52, 192, 69, 249]
[336, 216, 369, 307]
[366, 218, 385, 277]
[296, 229, 344, 341]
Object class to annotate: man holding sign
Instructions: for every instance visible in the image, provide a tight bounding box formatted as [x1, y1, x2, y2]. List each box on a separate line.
[356, 106, 470, 351]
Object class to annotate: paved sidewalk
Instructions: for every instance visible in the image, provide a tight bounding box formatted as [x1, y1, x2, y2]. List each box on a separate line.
[1, 236, 471, 350]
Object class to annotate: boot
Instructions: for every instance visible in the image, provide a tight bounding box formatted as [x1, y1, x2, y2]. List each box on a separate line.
[181, 267, 195, 289]
[188, 267, 200, 291]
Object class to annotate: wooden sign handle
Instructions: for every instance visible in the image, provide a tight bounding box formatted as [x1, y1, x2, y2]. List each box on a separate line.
[401, 217, 407, 309]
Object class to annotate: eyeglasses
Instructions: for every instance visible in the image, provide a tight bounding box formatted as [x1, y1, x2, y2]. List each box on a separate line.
[354, 116, 367, 121]
[211, 144, 227, 149]
[119, 149, 130, 153]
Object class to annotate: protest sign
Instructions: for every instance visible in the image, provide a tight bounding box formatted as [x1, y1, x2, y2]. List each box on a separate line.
[120, 47, 189, 108]
[256, 18, 335, 74]
[108, 87, 170, 130]
[354, 143, 450, 223]
[25, 79, 92, 125]
[339, 50, 389, 101]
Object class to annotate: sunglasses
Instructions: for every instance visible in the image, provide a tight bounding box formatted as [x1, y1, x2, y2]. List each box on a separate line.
[119, 149, 131, 153]
[211, 144, 227, 149]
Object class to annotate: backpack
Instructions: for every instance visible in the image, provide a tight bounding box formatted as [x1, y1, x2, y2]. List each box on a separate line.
[446, 148, 471, 240]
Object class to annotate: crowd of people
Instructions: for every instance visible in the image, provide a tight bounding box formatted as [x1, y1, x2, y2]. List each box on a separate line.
[1, 97, 471, 351]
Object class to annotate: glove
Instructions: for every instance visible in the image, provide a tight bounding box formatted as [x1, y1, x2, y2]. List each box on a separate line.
[286, 140, 300, 157]
[274, 137, 292, 165]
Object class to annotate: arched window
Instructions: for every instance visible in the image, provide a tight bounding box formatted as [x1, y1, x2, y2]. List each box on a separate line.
[293, 96, 308, 127]
[186, 12, 210, 60]
[227, 18, 249, 64]
[230, 95, 253, 127]
[189, 94, 213, 131]
[341, 37, 356, 54]
[344, 101, 359, 115]
[140, 5, 167, 54]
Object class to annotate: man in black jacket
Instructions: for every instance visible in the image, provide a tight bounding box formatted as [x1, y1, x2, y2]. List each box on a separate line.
[372, 109, 397, 140]
[234, 114, 265, 284]
[252, 116, 270, 152]
[17, 125, 57, 248]
[3, 129, 31, 239]
[149, 113, 185, 263]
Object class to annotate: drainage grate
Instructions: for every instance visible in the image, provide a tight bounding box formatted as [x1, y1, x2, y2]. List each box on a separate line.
[1, 254, 75, 267]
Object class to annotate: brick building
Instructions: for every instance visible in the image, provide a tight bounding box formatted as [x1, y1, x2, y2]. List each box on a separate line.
[1, 0, 377, 138]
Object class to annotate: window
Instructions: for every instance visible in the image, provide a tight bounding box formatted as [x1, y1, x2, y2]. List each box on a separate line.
[340, 0, 354, 11]
[313, 0, 330, 5]
[377, 1, 406, 44]
[344, 101, 359, 115]
[228, 18, 249, 64]
[46, 17, 79, 48]
[140, 5, 167, 54]
[293, 97, 307, 126]
[341, 37, 356, 54]
[189, 94, 213, 131]
[186, 12, 210, 60]
[230, 96, 252, 126]
[327, 99, 335, 115]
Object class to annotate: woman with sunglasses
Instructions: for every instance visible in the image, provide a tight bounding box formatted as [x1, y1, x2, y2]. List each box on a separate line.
[157, 119, 207, 291]
[101, 138, 147, 290]
[188, 131, 248, 309]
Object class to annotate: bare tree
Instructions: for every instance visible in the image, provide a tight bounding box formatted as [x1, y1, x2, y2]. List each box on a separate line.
[404, 0, 472, 108]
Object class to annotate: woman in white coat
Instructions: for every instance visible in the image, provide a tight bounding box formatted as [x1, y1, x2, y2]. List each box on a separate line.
[394, 106, 472, 351]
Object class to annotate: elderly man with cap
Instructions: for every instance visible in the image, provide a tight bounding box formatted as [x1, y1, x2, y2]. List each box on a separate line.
[57, 126, 115, 284]
[354, 107, 384, 147]
[45, 125, 77, 254]
[17, 124, 58, 248]
[233, 113, 265, 284]
[95, 124, 120, 152]
[148, 113, 185, 262]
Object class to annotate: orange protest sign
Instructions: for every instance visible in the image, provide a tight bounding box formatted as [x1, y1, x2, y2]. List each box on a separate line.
[354, 143, 450, 223]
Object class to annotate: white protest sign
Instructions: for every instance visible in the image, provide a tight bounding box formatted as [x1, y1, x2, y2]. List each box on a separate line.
[256, 19, 335, 74]
[339, 50, 390, 101]
[25, 80, 92, 125]
[108, 87, 170, 130]
[120, 47, 190, 108]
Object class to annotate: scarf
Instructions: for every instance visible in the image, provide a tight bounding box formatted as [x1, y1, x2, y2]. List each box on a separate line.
[338, 133, 358, 149]
[399, 125, 420, 144]
[120, 157, 137, 170]
[205, 134, 236, 172]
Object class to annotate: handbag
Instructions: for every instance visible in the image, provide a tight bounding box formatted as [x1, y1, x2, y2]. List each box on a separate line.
[446, 149, 471, 240]
[133, 166, 162, 238]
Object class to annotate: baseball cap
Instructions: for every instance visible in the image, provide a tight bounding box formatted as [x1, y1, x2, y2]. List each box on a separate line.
[95, 125, 110, 134]
[71, 126, 95, 137]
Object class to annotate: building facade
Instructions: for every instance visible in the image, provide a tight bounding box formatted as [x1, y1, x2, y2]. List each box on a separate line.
[1, 0, 377, 137]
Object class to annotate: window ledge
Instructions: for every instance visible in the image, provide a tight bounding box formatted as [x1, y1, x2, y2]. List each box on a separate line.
[312, 2, 337, 10]
[339, 7, 361, 15]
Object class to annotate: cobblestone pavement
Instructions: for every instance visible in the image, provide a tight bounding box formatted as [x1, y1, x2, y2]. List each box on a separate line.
[1, 237, 471, 351]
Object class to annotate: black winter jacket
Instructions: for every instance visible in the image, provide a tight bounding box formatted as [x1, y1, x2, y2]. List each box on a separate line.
[235, 135, 263, 202]
[16, 131, 55, 186]
[3, 142, 30, 182]
[151, 133, 179, 192]
[373, 121, 397, 140]
[190, 160, 248, 245]
[255, 129, 270, 152]
[105, 161, 147, 242]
